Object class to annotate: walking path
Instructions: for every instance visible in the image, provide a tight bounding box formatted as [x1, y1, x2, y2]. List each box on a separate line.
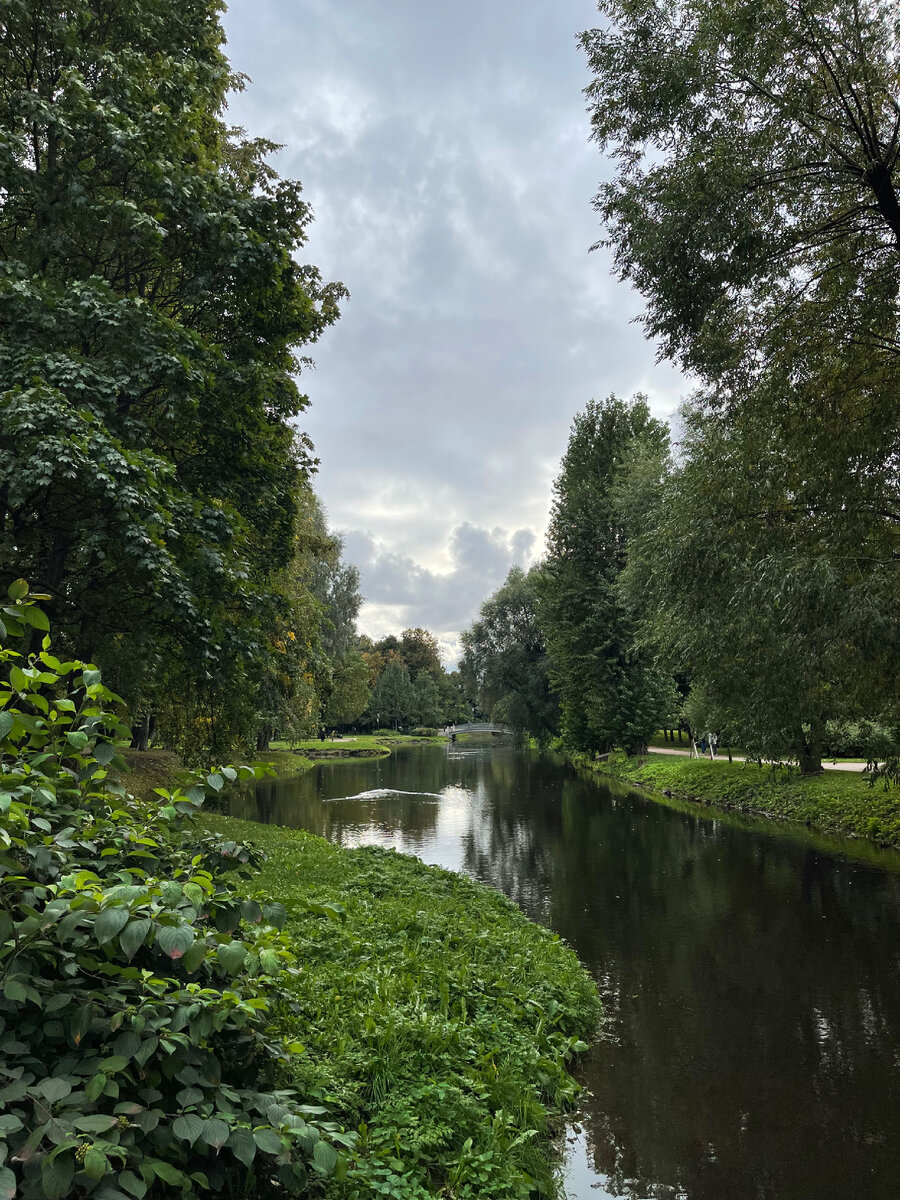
[650, 746, 871, 773]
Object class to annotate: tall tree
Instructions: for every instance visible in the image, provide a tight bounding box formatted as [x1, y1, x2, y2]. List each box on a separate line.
[0, 0, 344, 753]
[461, 566, 558, 744]
[539, 396, 673, 755]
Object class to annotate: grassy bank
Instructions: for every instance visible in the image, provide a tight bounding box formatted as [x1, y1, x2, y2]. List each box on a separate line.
[581, 751, 900, 847]
[202, 814, 601, 1199]
[119, 746, 315, 799]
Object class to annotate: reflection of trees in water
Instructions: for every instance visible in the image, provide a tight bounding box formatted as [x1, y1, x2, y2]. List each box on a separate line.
[549, 781, 900, 1200]
[230, 747, 900, 1200]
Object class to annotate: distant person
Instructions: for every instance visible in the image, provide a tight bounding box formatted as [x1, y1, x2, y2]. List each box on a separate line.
[319, 726, 326, 742]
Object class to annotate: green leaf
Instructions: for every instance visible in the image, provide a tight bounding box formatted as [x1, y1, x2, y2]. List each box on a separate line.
[94, 742, 116, 766]
[16, 606, 49, 632]
[172, 1114, 205, 1145]
[252, 1128, 282, 1156]
[118, 1171, 147, 1199]
[85, 1074, 106, 1102]
[7, 580, 28, 601]
[72, 1114, 117, 1133]
[228, 1128, 256, 1166]
[312, 1140, 338, 1176]
[65, 730, 89, 751]
[9, 667, 27, 693]
[83, 1149, 110, 1181]
[95, 907, 130, 944]
[259, 949, 281, 975]
[0, 1165, 15, 1200]
[119, 918, 152, 961]
[36, 1077, 73, 1104]
[201, 1118, 229, 1150]
[82, 670, 102, 688]
[182, 941, 207, 974]
[206, 773, 224, 792]
[146, 1161, 184, 1186]
[41, 1152, 74, 1200]
[0, 713, 13, 742]
[156, 925, 193, 960]
[216, 941, 246, 974]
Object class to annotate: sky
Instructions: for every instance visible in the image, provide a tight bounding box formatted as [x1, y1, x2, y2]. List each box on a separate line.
[221, 0, 686, 664]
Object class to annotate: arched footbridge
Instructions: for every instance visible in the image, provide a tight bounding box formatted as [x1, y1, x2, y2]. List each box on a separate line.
[442, 722, 514, 737]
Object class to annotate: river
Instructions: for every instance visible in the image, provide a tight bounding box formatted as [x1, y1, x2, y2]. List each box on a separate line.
[226, 743, 900, 1200]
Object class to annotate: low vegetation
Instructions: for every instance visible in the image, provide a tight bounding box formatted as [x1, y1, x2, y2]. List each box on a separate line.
[582, 751, 900, 847]
[201, 815, 600, 1199]
[1, 590, 598, 1199]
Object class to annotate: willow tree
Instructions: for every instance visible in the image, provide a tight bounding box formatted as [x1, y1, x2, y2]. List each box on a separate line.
[0, 0, 344, 753]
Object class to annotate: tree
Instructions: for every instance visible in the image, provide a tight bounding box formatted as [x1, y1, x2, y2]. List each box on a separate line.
[0, 0, 344, 756]
[410, 671, 445, 728]
[622, 401, 900, 772]
[399, 627, 444, 680]
[581, 0, 900, 392]
[461, 567, 558, 744]
[538, 396, 674, 755]
[368, 662, 416, 730]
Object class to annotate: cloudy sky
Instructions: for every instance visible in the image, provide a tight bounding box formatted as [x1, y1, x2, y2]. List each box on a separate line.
[222, 0, 685, 663]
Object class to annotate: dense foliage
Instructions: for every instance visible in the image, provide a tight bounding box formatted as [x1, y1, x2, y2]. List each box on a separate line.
[460, 568, 558, 746]
[0, 0, 347, 760]
[203, 815, 601, 1200]
[0, 587, 352, 1198]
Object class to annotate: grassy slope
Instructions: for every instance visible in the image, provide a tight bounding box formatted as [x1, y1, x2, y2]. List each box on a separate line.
[118, 747, 314, 800]
[203, 814, 600, 1199]
[585, 751, 900, 846]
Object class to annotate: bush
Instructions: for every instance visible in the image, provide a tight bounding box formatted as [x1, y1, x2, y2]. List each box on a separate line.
[0, 583, 352, 1199]
[408, 728, 438, 738]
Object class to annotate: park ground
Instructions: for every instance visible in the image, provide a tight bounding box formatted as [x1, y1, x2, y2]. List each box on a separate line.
[582, 750, 900, 849]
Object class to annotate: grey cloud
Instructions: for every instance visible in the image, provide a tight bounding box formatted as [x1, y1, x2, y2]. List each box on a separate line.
[223, 0, 688, 641]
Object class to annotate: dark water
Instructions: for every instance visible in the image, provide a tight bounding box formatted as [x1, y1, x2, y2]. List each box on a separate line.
[228, 745, 900, 1200]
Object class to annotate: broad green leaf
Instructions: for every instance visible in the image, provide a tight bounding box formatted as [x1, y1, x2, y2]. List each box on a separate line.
[228, 1128, 256, 1166]
[83, 1149, 109, 1180]
[8, 667, 27, 693]
[252, 1127, 282, 1156]
[259, 949, 281, 975]
[0, 1165, 15, 1200]
[0, 713, 13, 742]
[85, 1074, 106, 1102]
[95, 907, 130, 945]
[312, 1140, 338, 1176]
[201, 1118, 229, 1150]
[182, 942, 207, 974]
[119, 918, 151, 961]
[41, 1152, 74, 1200]
[216, 941, 246, 974]
[118, 1171, 147, 1199]
[156, 925, 193, 960]
[7, 580, 28, 601]
[172, 1114, 205, 1145]
[15, 606, 49, 632]
[94, 742, 116, 766]
[206, 773, 224, 792]
[72, 1114, 117, 1133]
[146, 1161, 184, 1186]
[36, 1078, 73, 1104]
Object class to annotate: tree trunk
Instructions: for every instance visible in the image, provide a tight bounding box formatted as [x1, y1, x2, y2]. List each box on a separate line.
[130, 712, 151, 753]
[256, 724, 272, 753]
[796, 724, 824, 776]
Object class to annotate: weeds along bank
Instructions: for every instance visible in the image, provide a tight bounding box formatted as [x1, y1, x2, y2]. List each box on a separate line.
[0, 588, 598, 1200]
[204, 816, 600, 1199]
[578, 751, 900, 848]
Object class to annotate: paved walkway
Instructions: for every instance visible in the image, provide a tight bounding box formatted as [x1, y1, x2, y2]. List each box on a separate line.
[650, 745, 871, 773]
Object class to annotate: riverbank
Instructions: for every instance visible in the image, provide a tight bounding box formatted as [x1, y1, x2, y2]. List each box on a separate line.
[202, 813, 601, 1198]
[579, 751, 900, 847]
[119, 746, 316, 799]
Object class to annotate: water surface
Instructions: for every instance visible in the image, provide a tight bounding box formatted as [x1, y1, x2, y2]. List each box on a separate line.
[228, 745, 900, 1200]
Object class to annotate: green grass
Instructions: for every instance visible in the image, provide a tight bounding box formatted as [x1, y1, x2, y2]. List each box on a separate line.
[118, 746, 314, 800]
[584, 751, 900, 847]
[201, 814, 601, 1199]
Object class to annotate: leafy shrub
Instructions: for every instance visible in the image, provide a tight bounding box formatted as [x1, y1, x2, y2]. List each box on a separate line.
[0, 583, 353, 1198]
[408, 728, 437, 739]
